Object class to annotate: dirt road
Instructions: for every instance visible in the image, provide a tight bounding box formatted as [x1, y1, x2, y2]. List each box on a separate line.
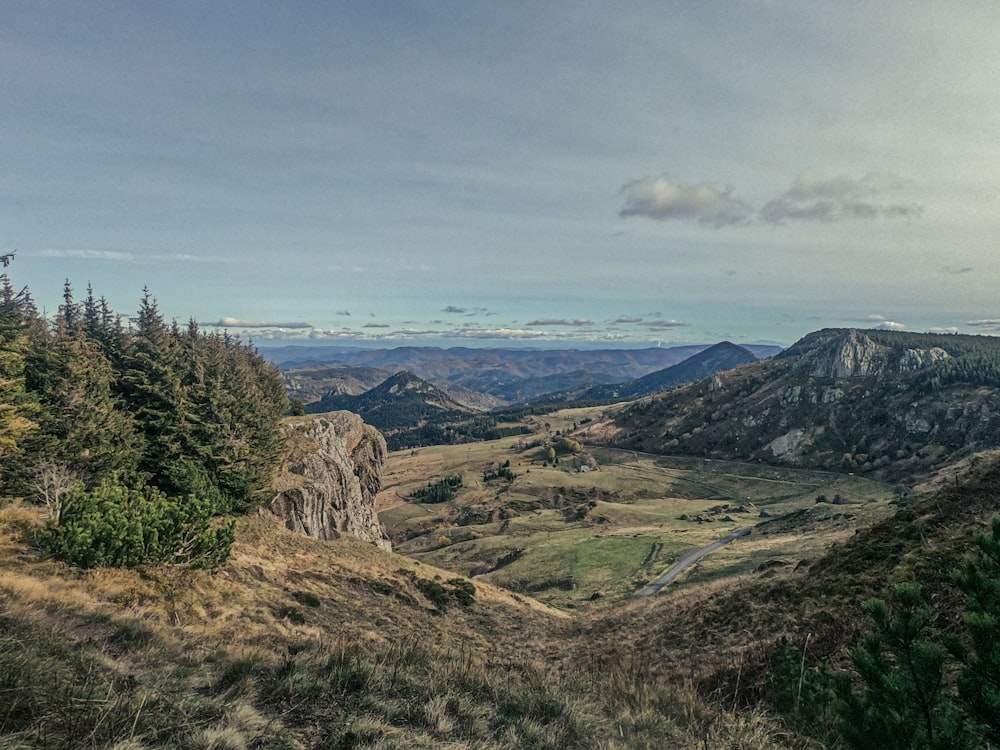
[633, 527, 752, 599]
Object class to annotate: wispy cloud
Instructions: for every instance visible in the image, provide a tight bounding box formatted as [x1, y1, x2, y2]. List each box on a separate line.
[526, 318, 594, 327]
[760, 170, 922, 224]
[614, 315, 644, 324]
[362, 322, 390, 328]
[967, 320, 1000, 332]
[38, 249, 232, 263]
[644, 319, 689, 329]
[619, 175, 749, 227]
[203, 317, 312, 329]
[38, 249, 135, 262]
[442, 305, 466, 313]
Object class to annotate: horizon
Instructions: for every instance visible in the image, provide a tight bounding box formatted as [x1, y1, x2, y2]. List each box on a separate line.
[5, 3, 1000, 347]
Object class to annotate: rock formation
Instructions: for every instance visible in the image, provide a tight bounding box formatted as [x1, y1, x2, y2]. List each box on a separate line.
[263, 411, 391, 550]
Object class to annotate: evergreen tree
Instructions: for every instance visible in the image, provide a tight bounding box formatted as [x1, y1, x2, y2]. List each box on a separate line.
[0, 268, 37, 467]
[835, 582, 973, 750]
[953, 515, 1000, 744]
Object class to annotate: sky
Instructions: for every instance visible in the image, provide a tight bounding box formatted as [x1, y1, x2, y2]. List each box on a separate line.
[3, 1, 1000, 349]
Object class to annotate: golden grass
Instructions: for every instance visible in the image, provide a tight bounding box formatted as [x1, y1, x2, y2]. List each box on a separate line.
[0, 502, 800, 749]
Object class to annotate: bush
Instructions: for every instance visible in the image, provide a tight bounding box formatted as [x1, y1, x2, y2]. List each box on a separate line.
[39, 474, 235, 569]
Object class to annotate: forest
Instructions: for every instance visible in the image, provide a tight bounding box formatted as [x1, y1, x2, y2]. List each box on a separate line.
[0, 255, 288, 567]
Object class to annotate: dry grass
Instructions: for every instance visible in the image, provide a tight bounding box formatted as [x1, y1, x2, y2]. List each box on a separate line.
[0, 502, 800, 749]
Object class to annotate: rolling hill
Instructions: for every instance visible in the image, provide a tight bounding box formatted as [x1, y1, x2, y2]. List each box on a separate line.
[305, 370, 475, 430]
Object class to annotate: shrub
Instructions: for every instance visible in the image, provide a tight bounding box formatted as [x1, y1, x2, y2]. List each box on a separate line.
[38, 474, 234, 569]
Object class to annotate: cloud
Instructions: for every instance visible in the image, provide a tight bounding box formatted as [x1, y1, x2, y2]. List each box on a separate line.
[362, 322, 390, 328]
[760, 170, 922, 224]
[442, 305, 466, 313]
[644, 319, 689, 329]
[619, 175, 749, 227]
[929, 326, 961, 334]
[944, 266, 973, 275]
[614, 316, 644, 324]
[336, 310, 351, 316]
[38, 249, 231, 263]
[203, 317, 312, 328]
[848, 315, 906, 331]
[966, 320, 1000, 331]
[526, 318, 594, 327]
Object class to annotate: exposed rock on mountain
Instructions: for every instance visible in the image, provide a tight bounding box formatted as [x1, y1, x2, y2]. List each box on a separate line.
[305, 370, 474, 430]
[264, 411, 391, 550]
[611, 328, 1000, 482]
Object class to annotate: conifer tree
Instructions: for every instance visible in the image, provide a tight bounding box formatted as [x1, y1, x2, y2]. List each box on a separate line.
[953, 515, 1000, 744]
[835, 582, 973, 750]
[0, 266, 37, 466]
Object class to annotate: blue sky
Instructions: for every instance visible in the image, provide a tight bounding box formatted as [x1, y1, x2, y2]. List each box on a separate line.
[4, 1, 999, 348]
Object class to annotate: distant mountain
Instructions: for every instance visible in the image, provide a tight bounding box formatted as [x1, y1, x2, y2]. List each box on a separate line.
[267, 344, 783, 404]
[283, 364, 392, 404]
[306, 370, 474, 430]
[607, 328, 1000, 483]
[535, 342, 759, 403]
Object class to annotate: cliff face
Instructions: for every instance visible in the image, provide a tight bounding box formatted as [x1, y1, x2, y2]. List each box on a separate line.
[263, 411, 391, 550]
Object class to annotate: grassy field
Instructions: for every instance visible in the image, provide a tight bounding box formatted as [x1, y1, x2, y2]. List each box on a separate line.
[0, 501, 793, 749]
[377, 414, 903, 610]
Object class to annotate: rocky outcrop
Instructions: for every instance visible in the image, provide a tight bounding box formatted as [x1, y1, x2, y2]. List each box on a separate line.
[807, 329, 889, 378]
[263, 412, 391, 550]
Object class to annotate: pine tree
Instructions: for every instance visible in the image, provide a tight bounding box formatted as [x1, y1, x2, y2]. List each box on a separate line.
[0, 264, 38, 471]
[835, 582, 973, 750]
[953, 515, 1000, 744]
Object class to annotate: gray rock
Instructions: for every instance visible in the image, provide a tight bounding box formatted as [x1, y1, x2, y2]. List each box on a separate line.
[263, 411, 391, 550]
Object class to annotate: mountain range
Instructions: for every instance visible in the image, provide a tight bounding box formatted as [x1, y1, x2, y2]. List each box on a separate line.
[270, 342, 782, 405]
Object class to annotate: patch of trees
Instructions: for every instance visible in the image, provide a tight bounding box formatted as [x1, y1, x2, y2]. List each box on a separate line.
[410, 475, 463, 504]
[483, 460, 515, 482]
[0, 258, 287, 568]
[385, 417, 530, 450]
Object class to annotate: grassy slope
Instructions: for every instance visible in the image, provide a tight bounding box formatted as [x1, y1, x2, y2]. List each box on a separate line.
[562, 449, 1000, 721]
[0, 507, 790, 750]
[378, 429, 901, 609]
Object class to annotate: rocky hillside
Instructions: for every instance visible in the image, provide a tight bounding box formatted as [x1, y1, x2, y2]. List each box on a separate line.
[264, 411, 391, 549]
[609, 328, 1000, 483]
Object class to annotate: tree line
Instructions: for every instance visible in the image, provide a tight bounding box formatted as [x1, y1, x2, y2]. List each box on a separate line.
[0, 255, 288, 567]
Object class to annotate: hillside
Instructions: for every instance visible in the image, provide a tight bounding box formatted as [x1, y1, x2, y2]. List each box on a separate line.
[0, 506, 795, 749]
[305, 370, 476, 430]
[536, 341, 759, 403]
[562, 449, 1000, 745]
[607, 328, 1000, 483]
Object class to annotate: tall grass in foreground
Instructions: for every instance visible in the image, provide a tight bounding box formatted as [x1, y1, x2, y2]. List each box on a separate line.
[0, 600, 792, 749]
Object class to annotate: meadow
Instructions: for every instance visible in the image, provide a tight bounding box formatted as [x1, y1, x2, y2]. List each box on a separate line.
[377, 408, 902, 609]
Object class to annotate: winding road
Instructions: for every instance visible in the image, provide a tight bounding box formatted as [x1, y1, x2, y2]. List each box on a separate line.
[633, 527, 752, 599]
